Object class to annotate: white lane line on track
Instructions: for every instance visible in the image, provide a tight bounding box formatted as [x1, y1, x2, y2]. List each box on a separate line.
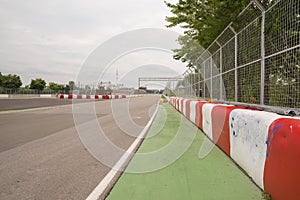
[85, 100, 160, 200]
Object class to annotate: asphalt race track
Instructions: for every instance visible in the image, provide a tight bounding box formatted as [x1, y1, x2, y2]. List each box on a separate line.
[0, 98, 74, 111]
[0, 95, 159, 200]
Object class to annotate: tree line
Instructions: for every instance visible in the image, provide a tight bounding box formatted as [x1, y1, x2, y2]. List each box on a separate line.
[164, 0, 275, 67]
[0, 72, 75, 92]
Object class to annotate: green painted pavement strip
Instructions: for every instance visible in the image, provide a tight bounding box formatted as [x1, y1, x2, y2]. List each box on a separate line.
[107, 103, 265, 200]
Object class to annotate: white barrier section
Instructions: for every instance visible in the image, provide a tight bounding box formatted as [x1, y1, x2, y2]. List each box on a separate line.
[175, 98, 179, 110]
[202, 104, 217, 140]
[178, 99, 183, 112]
[0, 94, 9, 98]
[229, 109, 281, 189]
[182, 99, 188, 117]
[40, 94, 52, 98]
[190, 101, 198, 124]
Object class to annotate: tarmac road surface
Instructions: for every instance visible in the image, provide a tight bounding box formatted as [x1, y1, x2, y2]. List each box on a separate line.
[0, 98, 74, 111]
[0, 95, 160, 200]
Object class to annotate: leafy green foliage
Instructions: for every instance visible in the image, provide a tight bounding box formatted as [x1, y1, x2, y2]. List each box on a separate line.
[48, 82, 64, 91]
[68, 81, 75, 90]
[173, 35, 204, 67]
[0, 73, 22, 89]
[30, 78, 46, 91]
[165, 0, 249, 49]
[0, 72, 3, 87]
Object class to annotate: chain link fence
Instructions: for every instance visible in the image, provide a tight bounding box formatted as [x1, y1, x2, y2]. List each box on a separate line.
[176, 0, 300, 111]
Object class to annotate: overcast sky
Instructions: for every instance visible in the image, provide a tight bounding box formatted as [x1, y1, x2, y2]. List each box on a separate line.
[0, 0, 186, 88]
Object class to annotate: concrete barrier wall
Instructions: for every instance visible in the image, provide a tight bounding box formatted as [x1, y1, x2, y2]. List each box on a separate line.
[59, 94, 127, 100]
[189, 101, 198, 124]
[0, 94, 9, 98]
[39, 94, 52, 98]
[0, 94, 56, 98]
[58, 94, 151, 100]
[169, 97, 300, 200]
[229, 109, 282, 189]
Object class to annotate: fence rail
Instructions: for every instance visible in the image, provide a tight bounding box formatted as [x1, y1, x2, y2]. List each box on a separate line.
[178, 0, 300, 110]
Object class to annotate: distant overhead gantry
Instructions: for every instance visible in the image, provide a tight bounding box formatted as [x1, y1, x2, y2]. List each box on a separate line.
[138, 77, 183, 88]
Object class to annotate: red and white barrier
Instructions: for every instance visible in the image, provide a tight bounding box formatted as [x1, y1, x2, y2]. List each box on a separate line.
[189, 100, 198, 124]
[182, 99, 189, 117]
[202, 103, 218, 140]
[169, 96, 300, 200]
[264, 117, 300, 200]
[229, 109, 282, 189]
[59, 94, 126, 100]
[211, 105, 246, 156]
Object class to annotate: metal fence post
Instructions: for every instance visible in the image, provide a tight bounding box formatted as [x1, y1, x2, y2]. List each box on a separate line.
[235, 34, 238, 102]
[192, 68, 195, 97]
[203, 61, 206, 98]
[229, 25, 238, 102]
[210, 56, 213, 99]
[253, 0, 266, 105]
[198, 68, 201, 98]
[216, 41, 222, 100]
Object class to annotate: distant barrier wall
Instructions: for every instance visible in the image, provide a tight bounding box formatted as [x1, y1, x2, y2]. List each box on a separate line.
[59, 94, 127, 100]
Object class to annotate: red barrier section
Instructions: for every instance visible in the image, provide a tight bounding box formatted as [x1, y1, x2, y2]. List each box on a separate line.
[264, 118, 300, 200]
[185, 100, 191, 120]
[195, 101, 207, 130]
[211, 106, 245, 156]
[102, 94, 109, 99]
[59, 94, 125, 100]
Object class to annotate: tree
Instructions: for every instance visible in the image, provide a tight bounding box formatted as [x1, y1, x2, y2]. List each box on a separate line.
[30, 78, 46, 91]
[1, 73, 22, 89]
[173, 35, 204, 67]
[165, 0, 249, 48]
[0, 72, 3, 87]
[165, 0, 278, 103]
[64, 84, 70, 94]
[164, 0, 276, 64]
[48, 82, 64, 91]
[68, 81, 75, 90]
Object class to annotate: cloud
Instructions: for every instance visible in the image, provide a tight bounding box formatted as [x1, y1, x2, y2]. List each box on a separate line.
[0, 0, 184, 87]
